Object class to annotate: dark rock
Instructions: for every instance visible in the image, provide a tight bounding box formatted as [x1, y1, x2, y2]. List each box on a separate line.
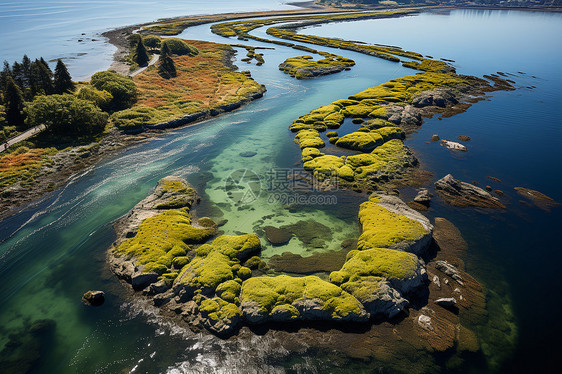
[239, 151, 257, 158]
[411, 89, 459, 108]
[407, 201, 428, 212]
[131, 272, 159, 290]
[435, 174, 506, 209]
[485, 185, 492, 192]
[494, 190, 504, 196]
[456, 135, 471, 141]
[82, 290, 105, 306]
[413, 188, 432, 206]
[264, 226, 292, 245]
[487, 176, 502, 183]
[431, 134, 440, 141]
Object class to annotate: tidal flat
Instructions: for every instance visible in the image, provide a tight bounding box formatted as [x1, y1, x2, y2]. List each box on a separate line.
[0, 4, 561, 374]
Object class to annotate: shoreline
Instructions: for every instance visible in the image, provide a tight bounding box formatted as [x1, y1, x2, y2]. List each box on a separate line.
[2, 4, 559, 222]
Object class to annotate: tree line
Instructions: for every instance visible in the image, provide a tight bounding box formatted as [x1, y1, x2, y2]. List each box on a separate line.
[0, 56, 138, 140]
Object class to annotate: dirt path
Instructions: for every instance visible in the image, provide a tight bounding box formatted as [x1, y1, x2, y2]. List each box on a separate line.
[129, 54, 159, 77]
[1, 125, 46, 153]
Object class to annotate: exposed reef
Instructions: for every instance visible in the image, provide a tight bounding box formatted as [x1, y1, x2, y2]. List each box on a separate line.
[435, 174, 506, 209]
[109, 177, 443, 336]
[279, 53, 354, 79]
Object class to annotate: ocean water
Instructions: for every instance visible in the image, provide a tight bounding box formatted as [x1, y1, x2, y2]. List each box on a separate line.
[0, 7, 561, 374]
[0, 0, 293, 79]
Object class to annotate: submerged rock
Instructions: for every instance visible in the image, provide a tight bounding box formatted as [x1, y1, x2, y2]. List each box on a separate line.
[264, 226, 292, 245]
[239, 151, 257, 158]
[514, 186, 560, 211]
[435, 174, 506, 209]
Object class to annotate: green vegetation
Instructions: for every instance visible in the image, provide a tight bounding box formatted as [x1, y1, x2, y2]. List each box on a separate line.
[0, 146, 57, 189]
[357, 195, 427, 250]
[90, 71, 138, 111]
[142, 35, 162, 49]
[115, 208, 214, 275]
[294, 129, 325, 149]
[26, 94, 108, 136]
[158, 43, 177, 79]
[114, 40, 264, 131]
[161, 38, 199, 56]
[53, 59, 75, 94]
[279, 54, 354, 79]
[133, 39, 150, 66]
[330, 247, 418, 284]
[239, 275, 366, 320]
[174, 234, 260, 295]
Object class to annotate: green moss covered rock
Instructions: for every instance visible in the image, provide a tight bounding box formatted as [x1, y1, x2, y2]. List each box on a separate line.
[357, 194, 433, 254]
[295, 129, 325, 149]
[239, 275, 368, 323]
[174, 234, 261, 297]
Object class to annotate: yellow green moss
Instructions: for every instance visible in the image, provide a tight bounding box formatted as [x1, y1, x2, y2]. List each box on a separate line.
[174, 234, 261, 294]
[295, 129, 325, 149]
[330, 247, 418, 285]
[240, 275, 365, 319]
[335, 131, 383, 152]
[357, 195, 427, 250]
[114, 209, 214, 275]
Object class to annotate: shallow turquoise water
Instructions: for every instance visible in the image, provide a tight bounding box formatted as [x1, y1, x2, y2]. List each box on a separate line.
[1, 7, 561, 374]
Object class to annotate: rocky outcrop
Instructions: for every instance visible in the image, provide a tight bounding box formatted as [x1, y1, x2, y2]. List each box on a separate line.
[82, 290, 105, 306]
[411, 89, 459, 108]
[359, 194, 433, 256]
[440, 140, 467, 151]
[435, 174, 506, 209]
[414, 188, 432, 206]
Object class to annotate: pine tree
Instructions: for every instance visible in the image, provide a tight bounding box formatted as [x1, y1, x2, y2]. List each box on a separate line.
[31, 59, 54, 96]
[21, 55, 32, 89]
[0, 61, 11, 103]
[53, 59, 74, 94]
[134, 40, 150, 66]
[158, 43, 176, 79]
[4, 76, 26, 128]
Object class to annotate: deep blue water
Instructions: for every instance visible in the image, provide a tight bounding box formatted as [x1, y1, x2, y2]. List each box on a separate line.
[0, 6, 561, 374]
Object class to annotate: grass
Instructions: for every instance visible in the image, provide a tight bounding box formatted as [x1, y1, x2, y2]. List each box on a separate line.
[112, 40, 264, 131]
[0, 146, 57, 189]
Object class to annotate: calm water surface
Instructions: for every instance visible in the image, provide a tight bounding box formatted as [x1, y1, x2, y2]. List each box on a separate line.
[0, 7, 561, 374]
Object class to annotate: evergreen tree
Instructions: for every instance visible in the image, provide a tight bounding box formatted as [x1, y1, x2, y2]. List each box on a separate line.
[4, 76, 26, 128]
[11, 62, 24, 89]
[0, 61, 11, 103]
[53, 59, 74, 94]
[31, 59, 54, 96]
[21, 55, 32, 89]
[158, 43, 176, 79]
[134, 40, 150, 66]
